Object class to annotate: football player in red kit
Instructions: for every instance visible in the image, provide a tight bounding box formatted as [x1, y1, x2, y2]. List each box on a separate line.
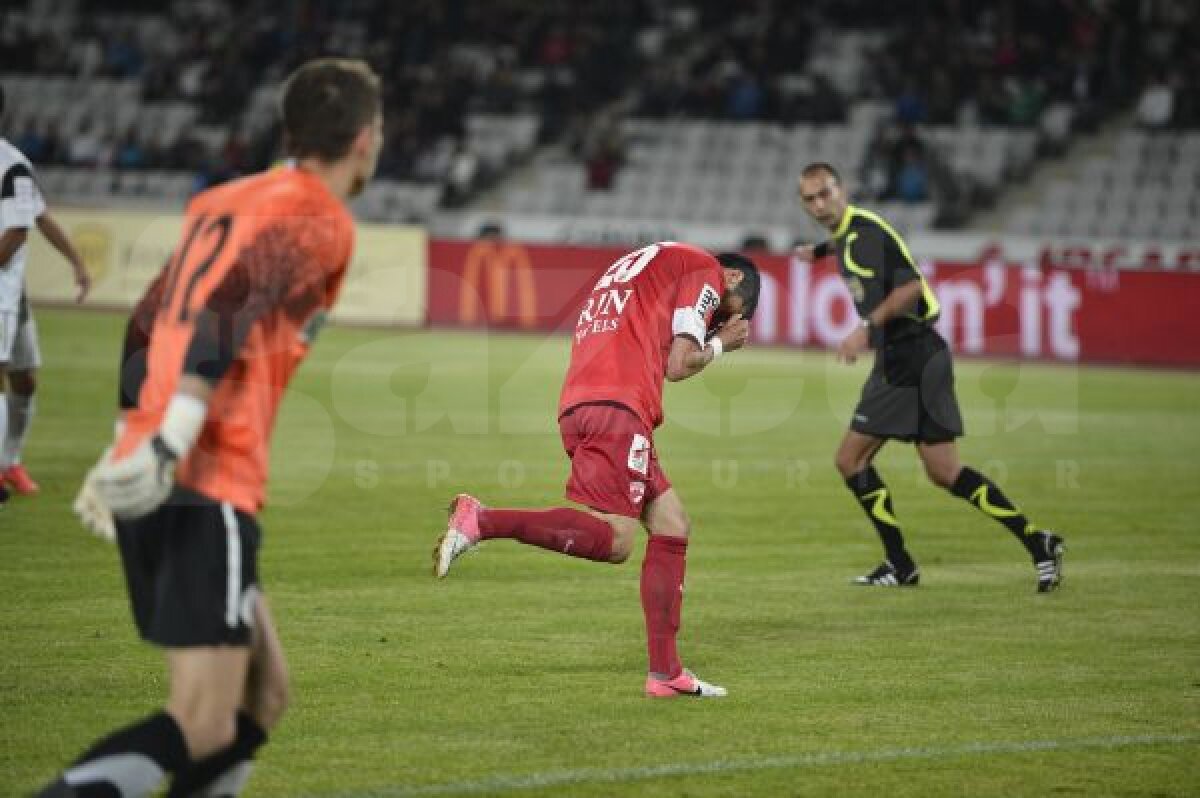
[435, 242, 760, 698]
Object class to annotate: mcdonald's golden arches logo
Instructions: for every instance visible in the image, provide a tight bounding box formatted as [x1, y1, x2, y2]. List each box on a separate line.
[460, 239, 537, 327]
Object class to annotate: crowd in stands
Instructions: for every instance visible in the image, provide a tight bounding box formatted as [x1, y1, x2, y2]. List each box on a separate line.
[2, 0, 656, 195]
[633, 0, 1199, 132]
[877, 0, 1197, 127]
[867, 0, 1198, 204]
[611, 0, 1198, 212]
[11, 118, 262, 179]
[1, 0, 1197, 219]
[632, 2, 844, 126]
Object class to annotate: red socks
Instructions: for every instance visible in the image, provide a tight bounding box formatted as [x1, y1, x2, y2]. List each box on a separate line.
[478, 507, 614, 562]
[477, 513, 689, 678]
[640, 534, 688, 679]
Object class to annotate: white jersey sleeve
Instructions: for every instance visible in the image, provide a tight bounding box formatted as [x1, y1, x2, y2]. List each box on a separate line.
[0, 140, 45, 310]
[0, 144, 45, 231]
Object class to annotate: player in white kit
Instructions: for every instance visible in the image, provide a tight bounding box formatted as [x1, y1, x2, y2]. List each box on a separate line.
[1, 85, 91, 505]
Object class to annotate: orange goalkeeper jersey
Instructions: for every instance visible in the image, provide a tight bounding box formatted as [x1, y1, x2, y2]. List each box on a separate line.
[114, 166, 354, 513]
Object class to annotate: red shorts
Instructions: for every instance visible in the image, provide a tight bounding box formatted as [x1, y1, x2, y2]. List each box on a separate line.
[559, 402, 672, 519]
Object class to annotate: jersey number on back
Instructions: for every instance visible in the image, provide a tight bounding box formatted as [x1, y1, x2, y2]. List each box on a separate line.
[160, 213, 234, 323]
[592, 244, 660, 291]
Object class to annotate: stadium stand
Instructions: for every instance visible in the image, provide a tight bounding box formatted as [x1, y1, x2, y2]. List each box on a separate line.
[1, 0, 1197, 243]
[492, 0, 1198, 241]
[1005, 129, 1199, 242]
[2, 0, 653, 218]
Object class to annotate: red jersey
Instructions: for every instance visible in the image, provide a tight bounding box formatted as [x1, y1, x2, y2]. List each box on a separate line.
[559, 242, 724, 429]
[115, 166, 355, 513]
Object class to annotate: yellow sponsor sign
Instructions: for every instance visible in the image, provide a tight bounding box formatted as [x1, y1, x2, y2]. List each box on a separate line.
[24, 209, 426, 325]
[334, 222, 427, 326]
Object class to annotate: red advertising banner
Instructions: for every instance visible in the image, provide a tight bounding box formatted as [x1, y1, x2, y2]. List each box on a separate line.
[428, 239, 1200, 367]
[429, 238, 625, 332]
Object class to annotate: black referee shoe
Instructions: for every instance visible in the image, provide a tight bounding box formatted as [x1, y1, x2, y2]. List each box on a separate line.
[1033, 532, 1065, 593]
[0, 484, 9, 506]
[852, 560, 920, 587]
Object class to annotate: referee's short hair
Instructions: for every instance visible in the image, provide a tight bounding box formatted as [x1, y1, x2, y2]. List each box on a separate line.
[801, 162, 842, 184]
[281, 58, 381, 162]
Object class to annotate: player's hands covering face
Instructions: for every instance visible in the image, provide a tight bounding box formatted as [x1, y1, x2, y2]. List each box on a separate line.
[715, 314, 750, 353]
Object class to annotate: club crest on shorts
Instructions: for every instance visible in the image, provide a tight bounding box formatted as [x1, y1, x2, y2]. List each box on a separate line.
[629, 480, 646, 505]
[627, 434, 650, 475]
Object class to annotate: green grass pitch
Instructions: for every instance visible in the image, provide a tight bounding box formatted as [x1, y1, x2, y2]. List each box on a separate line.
[3, 307, 1199, 796]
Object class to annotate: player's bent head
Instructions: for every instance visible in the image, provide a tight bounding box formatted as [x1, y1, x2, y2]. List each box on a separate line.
[281, 58, 383, 180]
[714, 252, 762, 322]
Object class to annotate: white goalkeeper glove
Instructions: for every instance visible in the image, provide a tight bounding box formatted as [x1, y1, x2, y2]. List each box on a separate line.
[74, 450, 117, 543]
[91, 395, 207, 520]
[73, 420, 129, 542]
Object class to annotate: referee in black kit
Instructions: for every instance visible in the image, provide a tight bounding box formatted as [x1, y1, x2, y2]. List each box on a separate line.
[794, 163, 1064, 592]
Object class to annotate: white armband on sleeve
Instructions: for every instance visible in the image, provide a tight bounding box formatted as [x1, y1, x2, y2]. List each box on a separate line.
[671, 307, 706, 344]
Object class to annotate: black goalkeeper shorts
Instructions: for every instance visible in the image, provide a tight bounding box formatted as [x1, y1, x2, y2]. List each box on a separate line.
[850, 330, 964, 444]
[115, 487, 262, 647]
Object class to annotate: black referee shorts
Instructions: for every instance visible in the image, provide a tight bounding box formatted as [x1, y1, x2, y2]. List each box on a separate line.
[850, 330, 964, 444]
[115, 487, 262, 648]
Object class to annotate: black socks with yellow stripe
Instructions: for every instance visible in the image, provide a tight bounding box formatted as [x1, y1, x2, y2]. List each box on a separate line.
[846, 466, 915, 573]
[951, 466, 1041, 557]
[846, 465, 1043, 573]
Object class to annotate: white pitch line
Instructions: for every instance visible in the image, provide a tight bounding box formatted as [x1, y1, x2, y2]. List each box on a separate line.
[312, 732, 1199, 798]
